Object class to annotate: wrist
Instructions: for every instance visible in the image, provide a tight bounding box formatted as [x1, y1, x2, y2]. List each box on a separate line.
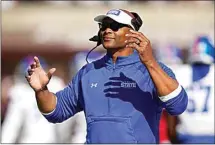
[35, 86, 48, 93]
[144, 59, 158, 68]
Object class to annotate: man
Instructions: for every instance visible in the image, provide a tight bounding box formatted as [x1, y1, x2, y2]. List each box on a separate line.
[25, 9, 188, 143]
[167, 36, 214, 143]
[1, 56, 65, 143]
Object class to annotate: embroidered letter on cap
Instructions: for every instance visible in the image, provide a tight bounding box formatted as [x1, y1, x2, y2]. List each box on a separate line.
[107, 9, 121, 16]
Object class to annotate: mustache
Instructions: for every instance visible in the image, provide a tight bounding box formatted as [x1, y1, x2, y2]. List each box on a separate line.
[102, 34, 115, 39]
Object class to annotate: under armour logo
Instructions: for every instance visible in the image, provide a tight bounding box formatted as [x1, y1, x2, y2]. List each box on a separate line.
[91, 83, 98, 88]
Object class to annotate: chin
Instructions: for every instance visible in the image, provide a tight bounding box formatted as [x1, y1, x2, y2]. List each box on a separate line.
[103, 42, 116, 49]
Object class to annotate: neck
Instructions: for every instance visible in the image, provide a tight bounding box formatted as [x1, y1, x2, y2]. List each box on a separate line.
[107, 47, 134, 63]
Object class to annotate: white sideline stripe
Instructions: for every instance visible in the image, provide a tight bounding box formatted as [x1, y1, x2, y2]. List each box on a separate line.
[159, 85, 182, 102]
[41, 96, 57, 115]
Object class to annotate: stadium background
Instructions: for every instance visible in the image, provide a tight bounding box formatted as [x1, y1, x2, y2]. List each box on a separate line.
[1, 0, 214, 143]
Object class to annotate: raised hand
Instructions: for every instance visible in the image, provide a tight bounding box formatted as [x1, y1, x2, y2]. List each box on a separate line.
[125, 29, 155, 66]
[25, 56, 56, 92]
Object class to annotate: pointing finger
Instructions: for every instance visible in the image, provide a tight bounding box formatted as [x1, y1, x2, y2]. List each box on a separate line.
[34, 56, 41, 67]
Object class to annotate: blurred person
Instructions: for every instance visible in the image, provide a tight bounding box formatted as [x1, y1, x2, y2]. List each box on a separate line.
[25, 9, 188, 143]
[1, 75, 14, 124]
[155, 44, 184, 144]
[159, 110, 171, 144]
[156, 44, 184, 65]
[167, 36, 215, 143]
[1, 56, 65, 143]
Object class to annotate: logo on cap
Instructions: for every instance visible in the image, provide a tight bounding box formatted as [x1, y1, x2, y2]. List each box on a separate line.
[107, 9, 121, 16]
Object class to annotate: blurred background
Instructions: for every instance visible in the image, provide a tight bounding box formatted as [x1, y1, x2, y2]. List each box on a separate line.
[1, 0, 214, 144]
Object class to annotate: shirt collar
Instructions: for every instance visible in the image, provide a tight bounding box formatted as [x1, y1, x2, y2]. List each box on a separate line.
[104, 49, 140, 69]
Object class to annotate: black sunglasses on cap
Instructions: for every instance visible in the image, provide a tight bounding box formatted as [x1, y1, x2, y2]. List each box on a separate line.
[99, 22, 132, 31]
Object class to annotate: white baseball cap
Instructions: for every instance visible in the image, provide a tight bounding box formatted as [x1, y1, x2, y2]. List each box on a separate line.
[94, 9, 135, 30]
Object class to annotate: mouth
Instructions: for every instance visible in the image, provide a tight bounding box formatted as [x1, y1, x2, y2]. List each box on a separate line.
[103, 37, 114, 41]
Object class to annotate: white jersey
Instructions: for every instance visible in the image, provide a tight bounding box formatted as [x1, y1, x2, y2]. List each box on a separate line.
[1, 76, 65, 143]
[55, 111, 87, 143]
[170, 64, 214, 136]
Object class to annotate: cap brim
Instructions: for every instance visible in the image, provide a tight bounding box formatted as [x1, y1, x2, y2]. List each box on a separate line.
[94, 15, 107, 22]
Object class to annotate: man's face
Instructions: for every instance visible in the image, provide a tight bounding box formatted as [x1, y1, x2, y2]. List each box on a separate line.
[100, 18, 131, 50]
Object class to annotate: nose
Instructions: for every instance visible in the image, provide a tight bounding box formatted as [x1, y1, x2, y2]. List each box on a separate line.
[104, 27, 113, 33]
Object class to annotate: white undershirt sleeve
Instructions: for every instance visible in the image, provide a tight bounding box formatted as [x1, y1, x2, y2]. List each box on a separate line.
[159, 85, 182, 102]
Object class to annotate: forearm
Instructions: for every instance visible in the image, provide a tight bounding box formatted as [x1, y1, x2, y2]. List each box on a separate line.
[145, 60, 179, 96]
[35, 86, 57, 114]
